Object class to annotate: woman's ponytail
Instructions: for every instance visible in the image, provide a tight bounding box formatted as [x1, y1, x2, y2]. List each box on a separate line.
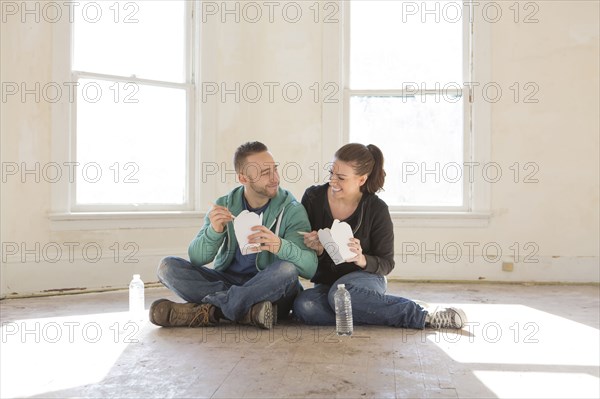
[366, 144, 386, 194]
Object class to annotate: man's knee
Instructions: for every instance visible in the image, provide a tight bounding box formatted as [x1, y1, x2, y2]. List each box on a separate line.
[268, 261, 299, 280]
[157, 256, 181, 282]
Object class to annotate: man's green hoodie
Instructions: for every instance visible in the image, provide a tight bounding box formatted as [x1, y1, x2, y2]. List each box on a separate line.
[188, 186, 317, 279]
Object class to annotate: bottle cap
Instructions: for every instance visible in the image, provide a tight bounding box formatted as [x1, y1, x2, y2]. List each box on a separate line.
[133, 274, 140, 279]
[337, 283, 345, 289]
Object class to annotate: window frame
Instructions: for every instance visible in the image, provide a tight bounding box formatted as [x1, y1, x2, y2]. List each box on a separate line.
[49, 0, 206, 231]
[322, 1, 491, 225]
[62, 1, 197, 213]
[50, 1, 206, 228]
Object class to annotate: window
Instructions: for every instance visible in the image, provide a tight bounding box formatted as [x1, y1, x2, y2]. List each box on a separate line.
[345, 1, 474, 211]
[70, 1, 194, 211]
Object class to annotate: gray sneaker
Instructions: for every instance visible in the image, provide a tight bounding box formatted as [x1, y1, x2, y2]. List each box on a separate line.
[425, 307, 467, 329]
[239, 301, 274, 329]
[149, 299, 217, 327]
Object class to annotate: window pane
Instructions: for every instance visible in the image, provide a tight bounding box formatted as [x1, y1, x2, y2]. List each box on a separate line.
[76, 79, 187, 205]
[350, 1, 463, 89]
[349, 96, 463, 207]
[73, 1, 186, 82]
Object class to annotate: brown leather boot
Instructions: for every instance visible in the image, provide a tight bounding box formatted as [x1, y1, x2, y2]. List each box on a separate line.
[149, 299, 218, 327]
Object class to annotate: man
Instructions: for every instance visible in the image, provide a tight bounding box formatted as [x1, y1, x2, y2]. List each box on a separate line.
[150, 142, 317, 329]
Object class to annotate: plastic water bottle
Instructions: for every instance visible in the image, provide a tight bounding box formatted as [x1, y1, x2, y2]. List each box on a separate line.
[334, 283, 353, 336]
[129, 274, 145, 319]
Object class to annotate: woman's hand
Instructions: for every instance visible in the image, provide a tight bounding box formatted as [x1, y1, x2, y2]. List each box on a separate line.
[303, 231, 324, 256]
[347, 238, 367, 268]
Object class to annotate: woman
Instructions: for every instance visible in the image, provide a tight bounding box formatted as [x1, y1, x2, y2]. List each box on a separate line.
[293, 143, 467, 329]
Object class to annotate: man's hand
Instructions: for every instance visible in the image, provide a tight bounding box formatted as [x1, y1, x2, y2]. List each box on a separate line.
[247, 226, 281, 254]
[303, 231, 324, 256]
[209, 204, 234, 233]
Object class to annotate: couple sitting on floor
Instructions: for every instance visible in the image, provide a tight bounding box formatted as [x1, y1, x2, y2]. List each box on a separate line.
[150, 141, 467, 330]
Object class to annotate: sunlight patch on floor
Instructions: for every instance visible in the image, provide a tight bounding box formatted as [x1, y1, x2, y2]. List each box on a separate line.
[423, 304, 599, 398]
[473, 371, 600, 399]
[1, 312, 146, 398]
[426, 304, 599, 366]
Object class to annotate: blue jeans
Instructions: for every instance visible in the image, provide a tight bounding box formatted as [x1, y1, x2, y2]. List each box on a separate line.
[157, 256, 302, 322]
[293, 271, 427, 329]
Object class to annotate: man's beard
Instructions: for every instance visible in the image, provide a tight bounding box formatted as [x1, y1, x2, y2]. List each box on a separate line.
[248, 182, 278, 199]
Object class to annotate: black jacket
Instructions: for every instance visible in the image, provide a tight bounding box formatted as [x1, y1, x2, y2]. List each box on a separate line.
[301, 184, 395, 285]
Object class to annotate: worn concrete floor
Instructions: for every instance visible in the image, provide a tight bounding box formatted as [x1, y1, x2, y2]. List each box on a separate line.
[1, 282, 599, 399]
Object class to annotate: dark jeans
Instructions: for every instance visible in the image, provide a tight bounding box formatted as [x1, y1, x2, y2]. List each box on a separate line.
[292, 271, 427, 329]
[157, 256, 302, 321]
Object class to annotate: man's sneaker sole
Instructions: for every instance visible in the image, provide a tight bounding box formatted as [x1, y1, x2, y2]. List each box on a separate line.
[252, 301, 273, 330]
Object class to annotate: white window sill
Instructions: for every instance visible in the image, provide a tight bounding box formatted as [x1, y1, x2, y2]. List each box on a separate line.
[390, 212, 491, 228]
[49, 211, 490, 231]
[49, 212, 205, 231]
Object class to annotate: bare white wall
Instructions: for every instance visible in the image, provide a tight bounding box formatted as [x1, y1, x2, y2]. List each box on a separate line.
[1, 1, 598, 297]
